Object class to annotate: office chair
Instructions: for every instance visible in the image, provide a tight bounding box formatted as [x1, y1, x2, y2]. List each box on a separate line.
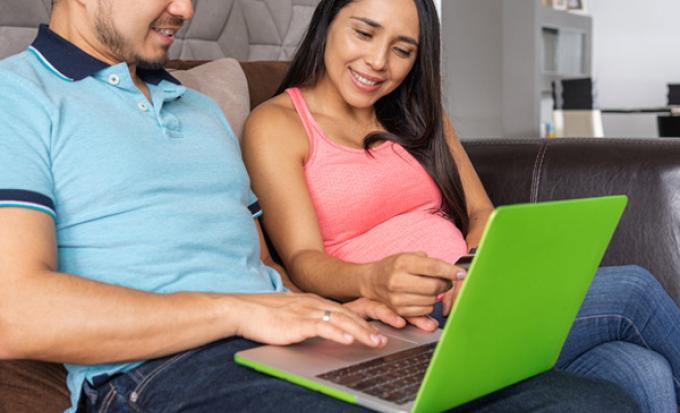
[658, 84, 680, 138]
[552, 78, 604, 138]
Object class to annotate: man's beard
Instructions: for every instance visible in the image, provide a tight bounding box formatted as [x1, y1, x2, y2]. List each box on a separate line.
[94, 0, 171, 70]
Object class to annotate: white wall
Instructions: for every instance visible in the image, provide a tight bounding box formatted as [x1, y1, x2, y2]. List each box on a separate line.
[441, 0, 503, 139]
[440, 0, 680, 139]
[589, 0, 680, 137]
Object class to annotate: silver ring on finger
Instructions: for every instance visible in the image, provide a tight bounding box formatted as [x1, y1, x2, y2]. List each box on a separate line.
[322, 310, 332, 322]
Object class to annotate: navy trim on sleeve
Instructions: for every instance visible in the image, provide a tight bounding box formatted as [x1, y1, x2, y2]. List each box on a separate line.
[248, 201, 262, 218]
[0, 189, 54, 209]
[0, 189, 56, 218]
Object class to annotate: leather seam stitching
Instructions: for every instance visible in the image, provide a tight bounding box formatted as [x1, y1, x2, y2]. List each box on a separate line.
[530, 142, 548, 202]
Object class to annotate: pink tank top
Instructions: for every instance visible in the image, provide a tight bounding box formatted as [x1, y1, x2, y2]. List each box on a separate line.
[286, 87, 467, 264]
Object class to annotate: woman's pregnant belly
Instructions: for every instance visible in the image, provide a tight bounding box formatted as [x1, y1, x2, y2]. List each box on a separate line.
[326, 211, 468, 264]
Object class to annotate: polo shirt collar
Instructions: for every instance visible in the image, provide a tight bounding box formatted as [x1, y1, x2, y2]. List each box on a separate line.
[30, 24, 180, 85]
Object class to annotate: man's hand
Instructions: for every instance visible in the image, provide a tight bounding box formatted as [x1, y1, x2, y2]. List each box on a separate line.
[344, 298, 441, 333]
[234, 293, 388, 347]
[360, 252, 467, 318]
[343, 297, 406, 328]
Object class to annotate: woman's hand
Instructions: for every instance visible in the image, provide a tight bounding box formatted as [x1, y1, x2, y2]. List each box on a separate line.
[234, 293, 388, 348]
[361, 252, 467, 317]
[441, 278, 464, 316]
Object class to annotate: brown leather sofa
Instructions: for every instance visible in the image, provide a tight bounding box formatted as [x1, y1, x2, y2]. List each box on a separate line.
[466, 138, 680, 306]
[2, 60, 679, 412]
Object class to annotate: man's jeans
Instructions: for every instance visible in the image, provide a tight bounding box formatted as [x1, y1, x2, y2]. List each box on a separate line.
[80, 337, 636, 413]
[81, 266, 676, 413]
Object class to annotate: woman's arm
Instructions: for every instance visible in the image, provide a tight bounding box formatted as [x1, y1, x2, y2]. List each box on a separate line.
[257, 219, 301, 292]
[443, 115, 495, 250]
[243, 101, 361, 299]
[242, 101, 459, 318]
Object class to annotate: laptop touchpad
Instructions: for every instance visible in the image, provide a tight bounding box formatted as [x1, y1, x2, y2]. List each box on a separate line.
[295, 324, 438, 363]
[299, 335, 418, 363]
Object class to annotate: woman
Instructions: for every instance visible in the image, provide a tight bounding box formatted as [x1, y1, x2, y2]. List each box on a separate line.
[242, 0, 680, 411]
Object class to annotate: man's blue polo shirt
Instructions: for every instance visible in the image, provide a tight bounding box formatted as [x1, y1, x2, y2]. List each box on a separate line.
[0, 25, 285, 412]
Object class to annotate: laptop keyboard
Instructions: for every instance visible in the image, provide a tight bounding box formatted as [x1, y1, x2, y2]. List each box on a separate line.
[317, 342, 437, 405]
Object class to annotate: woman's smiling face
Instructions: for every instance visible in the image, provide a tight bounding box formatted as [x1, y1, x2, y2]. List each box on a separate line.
[321, 0, 420, 109]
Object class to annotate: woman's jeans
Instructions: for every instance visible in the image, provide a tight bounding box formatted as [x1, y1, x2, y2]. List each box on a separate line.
[554, 265, 680, 413]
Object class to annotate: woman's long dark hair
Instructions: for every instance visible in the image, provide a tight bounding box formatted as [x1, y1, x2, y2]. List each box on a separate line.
[277, 0, 469, 234]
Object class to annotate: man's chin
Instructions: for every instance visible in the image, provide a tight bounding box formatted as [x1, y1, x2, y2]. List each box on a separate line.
[137, 58, 168, 70]
[136, 51, 169, 70]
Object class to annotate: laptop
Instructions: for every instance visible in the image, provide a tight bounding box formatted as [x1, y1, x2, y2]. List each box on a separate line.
[235, 196, 627, 413]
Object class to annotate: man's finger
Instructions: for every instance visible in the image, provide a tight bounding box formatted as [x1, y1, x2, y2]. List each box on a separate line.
[355, 299, 406, 328]
[313, 318, 356, 345]
[317, 311, 386, 348]
[312, 298, 376, 332]
[333, 305, 378, 332]
[405, 316, 439, 332]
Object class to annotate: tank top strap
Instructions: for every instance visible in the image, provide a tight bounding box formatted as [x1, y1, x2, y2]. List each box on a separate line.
[285, 87, 320, 161]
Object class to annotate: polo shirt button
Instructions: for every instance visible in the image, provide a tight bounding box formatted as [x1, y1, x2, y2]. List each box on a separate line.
[108, 74, 120, 85]
[137, 102, 149, 112]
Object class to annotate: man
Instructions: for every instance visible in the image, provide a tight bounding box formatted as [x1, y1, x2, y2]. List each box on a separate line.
[0, 0, 638, 412]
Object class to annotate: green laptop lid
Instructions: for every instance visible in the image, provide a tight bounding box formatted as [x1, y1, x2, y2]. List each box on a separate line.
[412, 195, 627, 413]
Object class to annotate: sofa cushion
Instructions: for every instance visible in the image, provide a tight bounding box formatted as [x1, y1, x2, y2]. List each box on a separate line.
[239, 60, 290, 109]
[166, 59, 290, 111]
[170, 58, 250, 140]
